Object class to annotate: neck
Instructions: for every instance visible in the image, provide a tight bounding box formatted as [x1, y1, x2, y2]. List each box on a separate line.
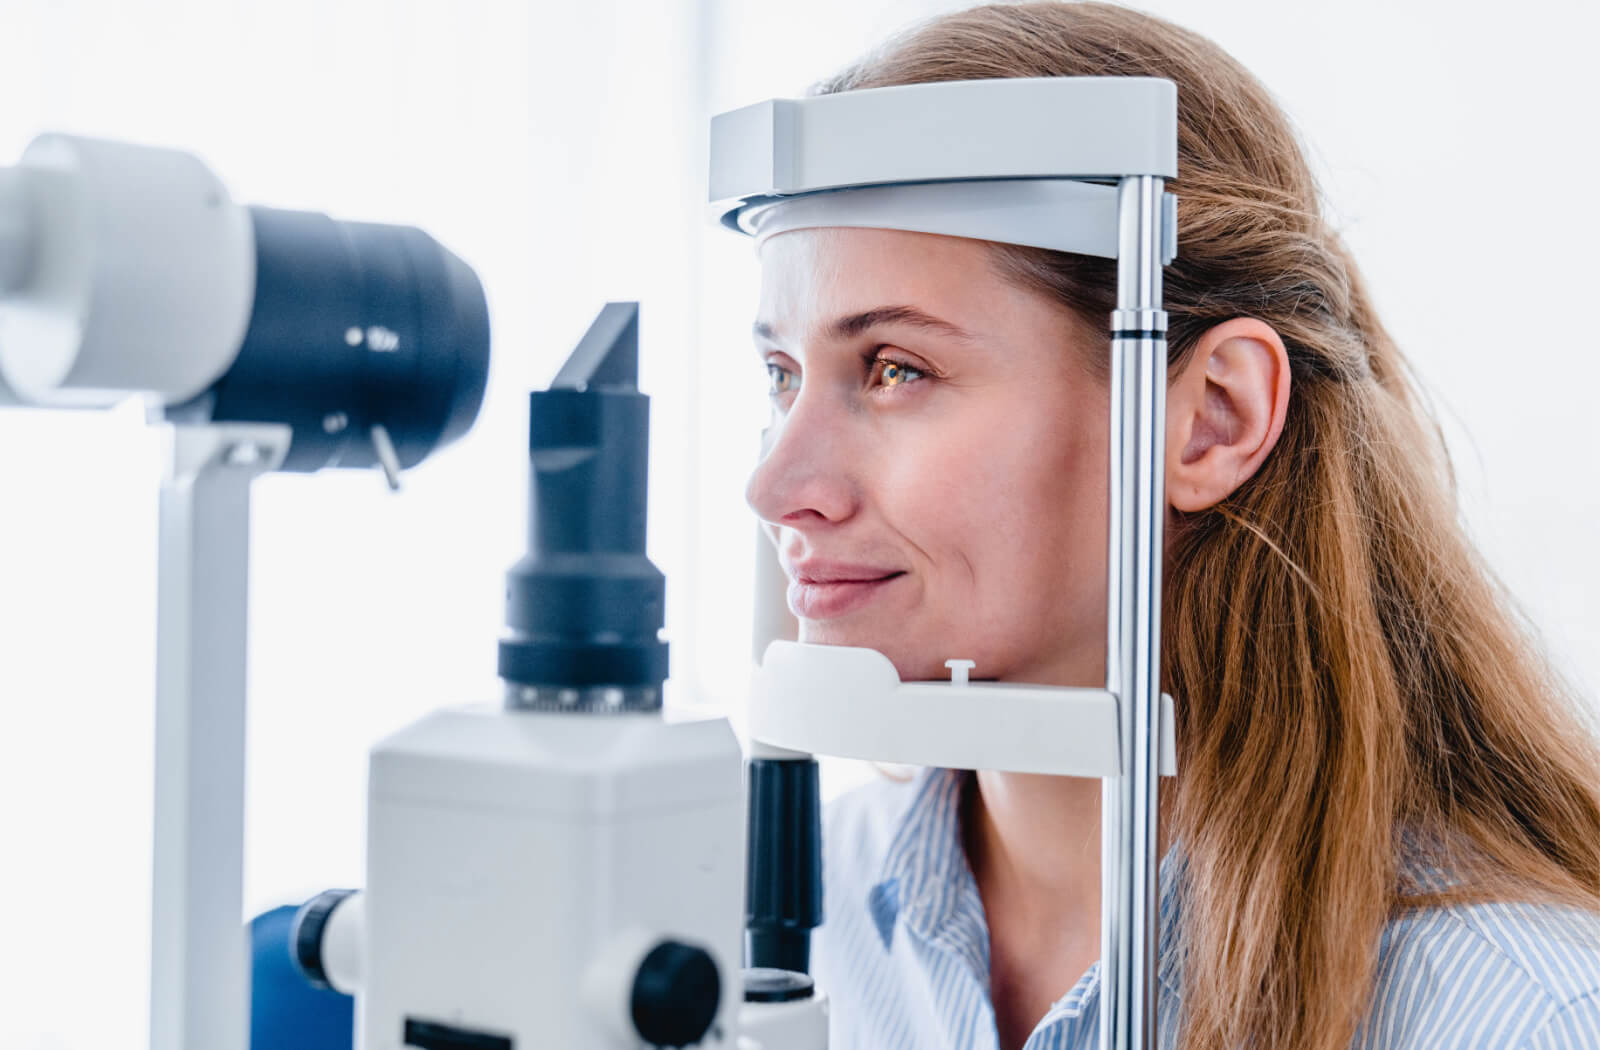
[963, 644, 1107, 912]
[963, 772, 1104, 929]
[961, 770, 1176, 937]
[962, 642, 1178, 940]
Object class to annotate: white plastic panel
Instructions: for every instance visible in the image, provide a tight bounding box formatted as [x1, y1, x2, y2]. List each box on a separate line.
[749, 641, 1176, 777]
[736, 178, 1123, 258]
[710, 76, 1178, 206]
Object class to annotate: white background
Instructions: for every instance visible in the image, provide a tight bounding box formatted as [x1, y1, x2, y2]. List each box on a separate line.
[0, 1, 1594, 1046]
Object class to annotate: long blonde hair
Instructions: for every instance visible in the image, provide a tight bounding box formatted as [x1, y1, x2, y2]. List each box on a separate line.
[814, 5, 1600, 1049]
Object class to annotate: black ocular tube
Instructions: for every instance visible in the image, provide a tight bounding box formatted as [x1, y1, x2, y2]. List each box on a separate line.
[179, 206, 490, 474]
[745, 756, 823, 973]
[498, 302, 669, 711]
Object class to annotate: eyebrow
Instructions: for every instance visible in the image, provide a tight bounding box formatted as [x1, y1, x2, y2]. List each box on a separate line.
[752, 305, 978, 347]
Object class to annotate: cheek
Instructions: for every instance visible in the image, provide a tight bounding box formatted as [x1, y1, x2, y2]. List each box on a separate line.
[941, 393, 1109, 595]
[876, 392, 1105, 573]
[1018, 395, 1109, 564]
[873, 427, 991, 549]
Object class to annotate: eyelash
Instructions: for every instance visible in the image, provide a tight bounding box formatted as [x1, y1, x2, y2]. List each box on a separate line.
[764, 352, 928, 400]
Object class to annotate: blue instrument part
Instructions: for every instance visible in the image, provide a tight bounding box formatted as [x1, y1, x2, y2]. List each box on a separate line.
[249, 906, 353, 1050]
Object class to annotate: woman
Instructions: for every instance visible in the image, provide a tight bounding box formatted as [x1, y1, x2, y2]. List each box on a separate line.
[742, 4, 1600, 1049]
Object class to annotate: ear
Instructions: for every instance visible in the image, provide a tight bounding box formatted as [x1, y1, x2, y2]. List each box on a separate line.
[1165, 317, 1291, 512]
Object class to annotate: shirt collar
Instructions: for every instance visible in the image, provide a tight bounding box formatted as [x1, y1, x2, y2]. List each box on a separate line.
[868, 765, 982, 968]
[867, 766, 1187, 1000]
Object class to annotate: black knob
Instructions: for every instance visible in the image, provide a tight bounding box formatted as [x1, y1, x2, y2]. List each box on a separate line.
[289, 888, 358, 991]
[630, 940, 721, 1048]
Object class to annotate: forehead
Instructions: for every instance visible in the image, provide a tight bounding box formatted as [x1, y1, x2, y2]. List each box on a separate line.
[756, 227, 1004, 337]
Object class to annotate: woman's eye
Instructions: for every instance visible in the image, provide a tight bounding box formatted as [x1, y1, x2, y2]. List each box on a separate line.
[766, 362, 799, 398]
[868, 355, 926, 392]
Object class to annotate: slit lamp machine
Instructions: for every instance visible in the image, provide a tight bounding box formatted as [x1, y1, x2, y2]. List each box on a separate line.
[0, 75, 1179, 1050]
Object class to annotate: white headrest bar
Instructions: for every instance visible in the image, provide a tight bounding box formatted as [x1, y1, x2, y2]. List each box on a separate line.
[710, 77, 1177, 205]
[733, 178, 1177, 262]
[710, 76, 1179, 261]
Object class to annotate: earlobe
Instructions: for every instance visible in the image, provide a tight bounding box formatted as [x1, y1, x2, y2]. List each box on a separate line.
[1165, 318, 1291, 512]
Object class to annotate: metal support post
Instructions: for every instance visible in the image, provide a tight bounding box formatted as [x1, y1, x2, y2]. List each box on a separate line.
[1101, 174, 1169, 1050]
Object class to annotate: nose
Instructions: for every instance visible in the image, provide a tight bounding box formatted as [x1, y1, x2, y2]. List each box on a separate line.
[745, 392, 860, 532]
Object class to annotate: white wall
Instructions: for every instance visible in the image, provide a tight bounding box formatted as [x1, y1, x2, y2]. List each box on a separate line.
[1153, 0, 1600, 709]
[0, 1, 1594, 1047]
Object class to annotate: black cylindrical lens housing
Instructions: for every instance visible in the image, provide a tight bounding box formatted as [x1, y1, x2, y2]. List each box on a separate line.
[745, 757, 823, 973]
[194, 206, 490, 473]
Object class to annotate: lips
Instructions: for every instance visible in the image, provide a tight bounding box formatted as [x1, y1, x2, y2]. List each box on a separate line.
[785, 561, 907, 619]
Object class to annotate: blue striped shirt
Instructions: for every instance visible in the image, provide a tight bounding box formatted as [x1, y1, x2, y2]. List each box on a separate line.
[813, 766, 1600, 1049]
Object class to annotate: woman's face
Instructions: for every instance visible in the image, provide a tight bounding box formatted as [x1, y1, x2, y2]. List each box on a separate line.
[746, 227, 1111, 686]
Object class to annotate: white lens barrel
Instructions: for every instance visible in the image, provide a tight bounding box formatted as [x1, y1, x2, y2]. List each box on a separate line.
[0, 135, 255, 407]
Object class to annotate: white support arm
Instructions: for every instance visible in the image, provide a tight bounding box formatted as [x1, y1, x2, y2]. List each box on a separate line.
[150, 422, 289, 1050]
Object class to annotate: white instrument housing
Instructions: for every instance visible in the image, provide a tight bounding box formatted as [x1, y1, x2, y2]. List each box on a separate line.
[360, 707, 746, 1050]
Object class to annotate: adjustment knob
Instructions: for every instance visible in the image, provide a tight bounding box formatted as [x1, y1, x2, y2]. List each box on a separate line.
[290, 888, 359, 991]
[630, 940, 721, 1047]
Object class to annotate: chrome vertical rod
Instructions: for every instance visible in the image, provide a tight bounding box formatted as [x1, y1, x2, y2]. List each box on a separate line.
[1101, 174, 1168, 1050]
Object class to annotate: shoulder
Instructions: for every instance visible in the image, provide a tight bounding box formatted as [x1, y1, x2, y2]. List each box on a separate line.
[813, 770, 956, 1050]
[1357, 895, 1600, 1049]
[819, 767, 922, 893]
[811, 769, 924, 1033]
